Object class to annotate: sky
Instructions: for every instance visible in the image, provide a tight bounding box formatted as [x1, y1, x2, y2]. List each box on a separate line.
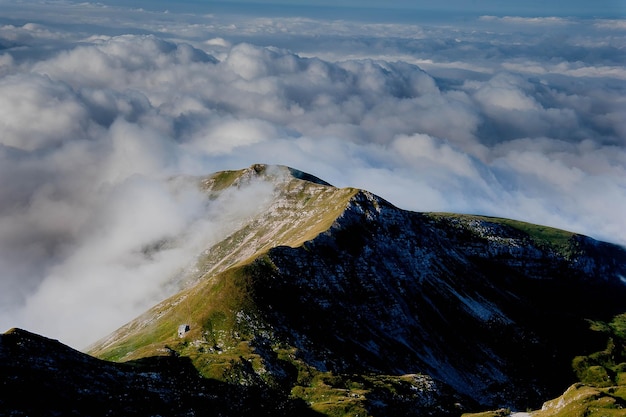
[0, 0, 625, 349]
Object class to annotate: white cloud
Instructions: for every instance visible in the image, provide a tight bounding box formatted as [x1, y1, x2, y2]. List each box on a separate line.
[502, 61, 626, 80]
[0, 74, 91, 150]
[594, 19, 626, 30]
[0, 22, 70, 44]
[205, 37, 231, 48]
[189, 117, 283, 155]
[479, 16, 571, 25]
[391, 134, 482, 181]
[470, 72, 539, 110]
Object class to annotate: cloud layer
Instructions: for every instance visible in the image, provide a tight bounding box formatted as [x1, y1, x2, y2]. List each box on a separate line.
[1, 1, 625, 348]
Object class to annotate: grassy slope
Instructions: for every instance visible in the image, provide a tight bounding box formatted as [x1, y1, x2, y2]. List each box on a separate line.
[462, 384, 626, 417]
[425, 213, 576, 255]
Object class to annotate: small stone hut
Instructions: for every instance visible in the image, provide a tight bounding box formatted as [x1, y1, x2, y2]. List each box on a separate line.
[178, 324, 190, 338]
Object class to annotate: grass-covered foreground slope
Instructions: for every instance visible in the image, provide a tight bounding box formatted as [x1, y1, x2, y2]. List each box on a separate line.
[84, 164, 626, 416]
[535, 383, 626, 417]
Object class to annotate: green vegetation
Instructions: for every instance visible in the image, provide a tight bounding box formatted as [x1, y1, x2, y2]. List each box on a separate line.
[464, 314, 626, 417]
[288, 371, 447, 417]
[532, 384, 626, 417]
[488, 217, 574, 252]
[426, 212, 576, 255]
[203, 169, 247, 192]
[573, 314, 626, 387]
[92, 261, 262, 362]
[290, 371, 369, 417]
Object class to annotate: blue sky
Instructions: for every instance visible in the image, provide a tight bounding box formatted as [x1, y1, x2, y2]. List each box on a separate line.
[1, 0, 625, 347]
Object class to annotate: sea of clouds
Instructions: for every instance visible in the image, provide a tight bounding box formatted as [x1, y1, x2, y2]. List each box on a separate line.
[1, 1, 625, 348]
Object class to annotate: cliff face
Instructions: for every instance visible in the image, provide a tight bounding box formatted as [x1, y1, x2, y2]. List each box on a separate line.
[4, 165, 626, 416]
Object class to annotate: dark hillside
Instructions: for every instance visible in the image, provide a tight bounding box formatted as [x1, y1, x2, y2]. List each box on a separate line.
[0, 328, 319, 417]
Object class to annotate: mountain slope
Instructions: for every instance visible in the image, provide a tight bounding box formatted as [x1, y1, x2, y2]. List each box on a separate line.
[86, 164, 626, 414]
[88, 165, 359, 358]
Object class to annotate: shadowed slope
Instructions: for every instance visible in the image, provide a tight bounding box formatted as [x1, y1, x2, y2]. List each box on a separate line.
[0, 328, 320, 417]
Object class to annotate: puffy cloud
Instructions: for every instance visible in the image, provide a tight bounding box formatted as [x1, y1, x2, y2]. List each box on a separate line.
[0, 2, 624, 348]
[391, 134, 482, 181]
[472, 73, 540, 112]
[188, 116, 284, 155]
[33, 35, 218, 91]
[0, 73, 91, 150]
[0, 22, 70, 45]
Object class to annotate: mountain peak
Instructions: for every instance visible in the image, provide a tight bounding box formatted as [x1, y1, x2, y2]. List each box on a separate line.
[199, 164, 333, 193]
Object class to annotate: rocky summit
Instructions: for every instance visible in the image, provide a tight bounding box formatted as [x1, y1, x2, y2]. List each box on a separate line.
[3, 164, 626, 417]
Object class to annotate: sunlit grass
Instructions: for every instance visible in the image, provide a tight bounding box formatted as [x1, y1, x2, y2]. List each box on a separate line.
[426, 212, 575, 254]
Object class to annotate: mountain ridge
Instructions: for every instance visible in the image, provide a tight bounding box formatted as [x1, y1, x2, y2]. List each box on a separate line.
[87, 164, 626, 412]
[4, 164, 626, 416]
